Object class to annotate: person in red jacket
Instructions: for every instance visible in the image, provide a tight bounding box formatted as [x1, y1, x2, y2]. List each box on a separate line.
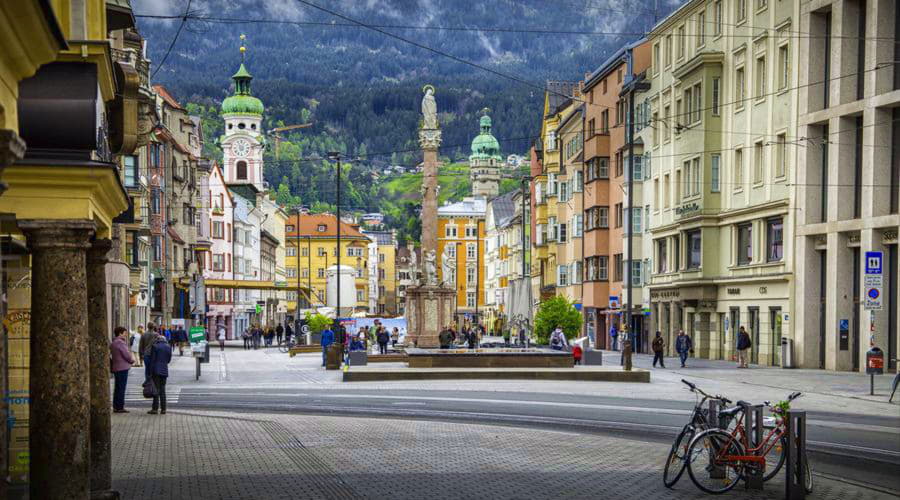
[572, 344, 583, 365]
[110, 326, 135, 413]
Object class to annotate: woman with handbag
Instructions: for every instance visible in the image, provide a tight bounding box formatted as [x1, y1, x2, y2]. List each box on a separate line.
[110, 326, 135, 413]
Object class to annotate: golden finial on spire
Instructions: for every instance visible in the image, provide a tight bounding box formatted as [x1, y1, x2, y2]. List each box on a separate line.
[239, 34, 247, 61]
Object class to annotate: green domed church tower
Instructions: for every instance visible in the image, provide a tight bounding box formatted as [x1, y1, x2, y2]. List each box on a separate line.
[221, 35, 265, 190]
[469, 109, 502, 198]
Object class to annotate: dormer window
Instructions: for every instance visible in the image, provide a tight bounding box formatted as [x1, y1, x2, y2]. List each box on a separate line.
[317, 224, 327, 232]
[238, 123, 246, 129]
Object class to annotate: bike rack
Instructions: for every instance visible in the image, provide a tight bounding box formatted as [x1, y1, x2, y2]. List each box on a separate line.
[785, 410, 807, 500]
[740, 402, 765, 490]
[707, 400, 725, 480]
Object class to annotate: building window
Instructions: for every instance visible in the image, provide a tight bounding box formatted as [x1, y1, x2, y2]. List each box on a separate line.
[287, 267, 297, 278]
[212, 221, 224, 239]
[466, 243, 476, 259]
[653, 43, 660, 74]
[677, 25, 685, 59]
[465, 225, 478, 237]
[574, 214, 583, 237]
[630, 260, 642, 286]
[212, 254, 224, 271]
[737, 223, 753, 265]
[151, 189, 160, 215]
[714, 0, 723, 35]
[696, 12, 705, 46]
[663, 174, 671, 207]
[691, 158, 701, 196]
[755, 55, 766, 99]
[557, 265, 569, 287]
[736, 0, 746, 22]
[236, 161, 248, 180]
[615, 203, 623, 228]
[123, 155, 139, 188]
[711, 78, 720, 115]
[559, 223, 567, 243]
[301, 247, 309, 257]
[317, 268, 325, 278]
[711, 154, 721, 192]
[687, 230, 701, 269]
[775, 133, 787, 178]
[287, 246, 296, 257]
[665, 34, 672, 67]
[357, 290, 365, 302]
[598, 256, 608, 280]
[466, 292, 477, 308]
[614, 254, 624, 282]
[599, 206, 609, 228]
[632, 155, 643, 180]
[735, 66, 746, 108]
[734, 148, 744, 189]
[753, 141, 764, 184]
[778, 44, 789, 90]
[657, 239, 667, 273]
[445, 225, 458, 238]
[767, 218, 783, 262]
[652, 111, 659, 144]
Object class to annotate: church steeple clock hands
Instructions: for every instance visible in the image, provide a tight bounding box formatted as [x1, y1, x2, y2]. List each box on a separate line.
[221, 34, 266, 190]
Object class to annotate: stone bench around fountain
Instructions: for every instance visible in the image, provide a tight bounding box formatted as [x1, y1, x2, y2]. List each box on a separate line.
[405, 347, 574, 368]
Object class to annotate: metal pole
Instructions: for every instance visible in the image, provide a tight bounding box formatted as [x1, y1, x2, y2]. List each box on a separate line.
[626, 84, 635, 339]
[476, 219, 481, 325]
[335, 155, 342, 329]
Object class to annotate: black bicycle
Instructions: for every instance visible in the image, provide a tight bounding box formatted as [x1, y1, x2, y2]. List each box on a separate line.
[663, 379, 733, 488]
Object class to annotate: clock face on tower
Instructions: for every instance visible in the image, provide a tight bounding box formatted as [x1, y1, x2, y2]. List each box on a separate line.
[233, 139, 251, 157]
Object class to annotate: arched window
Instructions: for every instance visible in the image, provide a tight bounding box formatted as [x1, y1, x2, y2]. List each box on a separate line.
[236, 161, 247, 180]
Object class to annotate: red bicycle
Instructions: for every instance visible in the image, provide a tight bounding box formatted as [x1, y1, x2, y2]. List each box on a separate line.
[685, 392, 812, 494]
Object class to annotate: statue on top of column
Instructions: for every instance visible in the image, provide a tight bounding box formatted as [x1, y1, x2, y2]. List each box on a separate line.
[421, 85, 438, 130]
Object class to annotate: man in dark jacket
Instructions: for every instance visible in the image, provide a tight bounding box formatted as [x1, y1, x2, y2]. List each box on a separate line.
[140, 323, 159, 380]
[651, 331, 666, 368]
[376, 327, 390, 354]
[675, 330, 693, 368]
[276, 324, 284, 345]
[147, 334, 172, 414]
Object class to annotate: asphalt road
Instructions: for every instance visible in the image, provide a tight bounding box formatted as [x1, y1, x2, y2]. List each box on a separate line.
[147, 386, 900, 492]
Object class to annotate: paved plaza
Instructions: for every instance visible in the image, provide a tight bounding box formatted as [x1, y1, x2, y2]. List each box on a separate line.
[111, 409, 894, 499]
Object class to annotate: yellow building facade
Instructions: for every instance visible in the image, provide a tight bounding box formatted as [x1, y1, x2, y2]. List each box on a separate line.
[285, 213, 369, 315]
[0, 1, 141, 496]
[437, 197, 487, 326]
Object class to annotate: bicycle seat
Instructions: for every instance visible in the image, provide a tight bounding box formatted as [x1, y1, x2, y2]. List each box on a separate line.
[719, 406, 743, 418]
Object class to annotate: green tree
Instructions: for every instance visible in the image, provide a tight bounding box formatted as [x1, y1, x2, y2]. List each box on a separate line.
[533, 296, 582, 345]
[275, 180, 296, 207]
[304, 312, 332, 334]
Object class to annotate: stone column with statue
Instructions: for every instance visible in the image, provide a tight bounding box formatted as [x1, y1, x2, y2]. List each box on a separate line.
[404, 86, 456, 348]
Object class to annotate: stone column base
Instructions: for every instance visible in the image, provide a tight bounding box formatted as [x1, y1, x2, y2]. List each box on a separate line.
[405, 284, 455, 348]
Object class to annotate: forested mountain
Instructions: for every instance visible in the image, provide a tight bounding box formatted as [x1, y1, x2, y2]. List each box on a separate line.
[135, 0, 679, 237]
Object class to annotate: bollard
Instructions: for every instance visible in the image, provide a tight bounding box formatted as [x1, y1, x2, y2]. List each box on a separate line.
[708, 400, 725, 480]
[738, 402, 764, 490]
[622, 340, 633, 371]
[785, 410, 807, 500]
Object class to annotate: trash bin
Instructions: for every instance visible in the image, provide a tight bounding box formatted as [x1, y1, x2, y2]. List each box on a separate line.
[866, 347, 884, 375]
[781, 337, 794, 369]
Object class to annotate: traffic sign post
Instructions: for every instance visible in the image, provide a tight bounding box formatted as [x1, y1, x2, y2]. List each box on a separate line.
[863, 251, 883, 311]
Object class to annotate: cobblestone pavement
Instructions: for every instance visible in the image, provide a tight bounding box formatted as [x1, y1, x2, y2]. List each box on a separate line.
[111, 410, 894, 499]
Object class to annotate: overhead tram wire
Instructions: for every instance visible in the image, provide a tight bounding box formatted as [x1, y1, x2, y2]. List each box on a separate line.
[132, 13, 893, 41]
[149, 0, 193, 79]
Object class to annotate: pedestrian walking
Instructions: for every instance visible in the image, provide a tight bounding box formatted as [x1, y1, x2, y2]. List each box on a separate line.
[217, 326, 226, 351]
[110, 326, 134, 413]
[320, 325, 335, 367]
[140, 323, 159, 380]
[276, 323, 284, 345]
[376, 326, 390, 355]
[550, 325, 568, 351]
[147, 333, 172, 415]
[131, 325, 144, 367]
[736, 326, 752, 368]
[391, 327, 399, 346]
[651, 331, 666, 368]
[439, 326, 453, 349]
[675, 330, 693, 368]
[241, 328, 250, 350]
[573, 343, 583, 365]
[252, 325, 261, 350]
[285, 323, 294, 344]
[467, 326, 479, 349]
[610, 323, 619, 351]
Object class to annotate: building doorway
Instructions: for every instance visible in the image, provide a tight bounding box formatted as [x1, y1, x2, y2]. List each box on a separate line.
[769, 307, 782, 366]
[852, 248, 861, 372]
[718, 312, 726, 360]
[749, 307, 759, 364]
[729, 307, 740, 361]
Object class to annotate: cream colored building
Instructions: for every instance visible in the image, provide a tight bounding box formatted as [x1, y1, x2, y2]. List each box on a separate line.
[642, 0, 799, 365]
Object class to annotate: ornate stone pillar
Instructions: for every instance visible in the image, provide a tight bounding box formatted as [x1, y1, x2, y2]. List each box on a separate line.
[87, 239, 118, 499]
[19, 219, 95, 499]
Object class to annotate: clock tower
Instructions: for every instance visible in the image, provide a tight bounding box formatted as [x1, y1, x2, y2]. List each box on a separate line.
[221, 35, 265, 190]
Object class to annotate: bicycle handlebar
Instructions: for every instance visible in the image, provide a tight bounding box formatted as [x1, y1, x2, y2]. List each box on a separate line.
[683, 379, 731, 404]
[682, 379, 697, 390]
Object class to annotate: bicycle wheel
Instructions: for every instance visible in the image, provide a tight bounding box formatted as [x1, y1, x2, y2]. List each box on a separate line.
[762, 435, 787, 481]
[686, 429, 744, 495]
[663, 426, 693, 488]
